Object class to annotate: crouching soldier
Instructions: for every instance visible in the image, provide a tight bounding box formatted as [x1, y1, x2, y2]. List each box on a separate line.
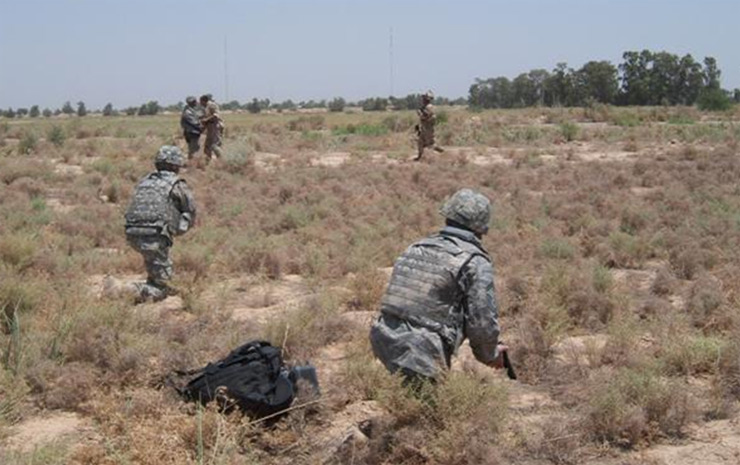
[370, 188, 507, 384]
[124, 146, 196, 303]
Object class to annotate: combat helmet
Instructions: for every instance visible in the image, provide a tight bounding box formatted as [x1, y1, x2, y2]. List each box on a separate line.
[155, 145, 185, 170]
[422, 90, 434, 101]
[185, 96, 197, 105]
[439, 188, 491, 235]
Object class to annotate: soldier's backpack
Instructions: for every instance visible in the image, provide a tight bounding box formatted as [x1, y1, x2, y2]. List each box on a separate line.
[177, 341, 305, 419]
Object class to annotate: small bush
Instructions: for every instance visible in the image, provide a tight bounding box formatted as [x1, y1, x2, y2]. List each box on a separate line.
[584, 367, 694, 447]
[346, 268, 387, 311]
[559, 122, 579, 142]
[539, 238, 576, 260]
[17, 131, 38, 154]
[660, 335, 726, 376]
[697, 88, 733, 112]
[286, 115, 325, 131]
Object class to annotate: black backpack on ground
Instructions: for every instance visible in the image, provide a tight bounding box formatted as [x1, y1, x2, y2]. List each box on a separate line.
[177, 340, 296, 418]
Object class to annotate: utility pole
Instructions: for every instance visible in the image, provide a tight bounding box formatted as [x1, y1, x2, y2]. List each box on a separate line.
[224, 35, 229, 102]
[389, 27, 394, 97]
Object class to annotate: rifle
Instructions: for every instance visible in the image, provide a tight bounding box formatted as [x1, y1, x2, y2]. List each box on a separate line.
[502, 350, 517, 380]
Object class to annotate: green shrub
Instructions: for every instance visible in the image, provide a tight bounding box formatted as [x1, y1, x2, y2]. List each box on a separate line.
[539, 237, 576, 260]
[697, 88, 733, 111]
[559, 122, 579, 142]
[17, 131, 38, 154]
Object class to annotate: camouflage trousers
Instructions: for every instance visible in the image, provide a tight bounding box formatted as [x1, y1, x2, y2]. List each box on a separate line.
[204, 125, 223, 159]
[184, 132, 201, 158]
[126, 234, 173, 301]
[416, 128, 436, 158]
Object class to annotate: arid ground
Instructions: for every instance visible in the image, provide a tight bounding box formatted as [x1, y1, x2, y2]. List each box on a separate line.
[2, 105, 740, 464]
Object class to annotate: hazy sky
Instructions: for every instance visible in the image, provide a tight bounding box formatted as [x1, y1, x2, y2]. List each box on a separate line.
[0, 0, 737, 109]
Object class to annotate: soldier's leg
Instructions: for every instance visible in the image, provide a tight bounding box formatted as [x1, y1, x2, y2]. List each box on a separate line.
[140, 236, 173, 301]
[211, 131, 223, 159]
[203, 134, 214, 163]
[186, 134, 200, 158]
[414, 137, 425, 160]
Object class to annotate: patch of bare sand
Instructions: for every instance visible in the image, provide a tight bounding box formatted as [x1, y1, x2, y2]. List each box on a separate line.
[254, 151, 282, 171]
[641, 419, 740, 465]
[3, 412, 90, 453]
[551, 334, 608, 368]
[311, 152, 351, 167]
[205, 275, 315, 325]
[52, 161, 84, 176]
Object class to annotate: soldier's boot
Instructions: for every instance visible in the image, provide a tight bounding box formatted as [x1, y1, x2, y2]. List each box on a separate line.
[134, 281, 168, 304]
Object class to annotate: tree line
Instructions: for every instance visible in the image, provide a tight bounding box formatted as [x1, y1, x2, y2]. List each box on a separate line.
[468, 50, 739, 111]
[3, 49, 738, 119]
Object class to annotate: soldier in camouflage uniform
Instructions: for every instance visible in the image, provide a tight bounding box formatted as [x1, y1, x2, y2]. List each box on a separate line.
[370, 189, 506, 383]
[180, 96, 203, 159]
[199, 94, 224, 162]
[125, 146, 197, 303]
[414, 91, 443, 161]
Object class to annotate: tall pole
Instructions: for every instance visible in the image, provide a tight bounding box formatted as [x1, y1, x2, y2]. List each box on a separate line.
[224, 35, 229, 102]
[389, 27, 394, 97]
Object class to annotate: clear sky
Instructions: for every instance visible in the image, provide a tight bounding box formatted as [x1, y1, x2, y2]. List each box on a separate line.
[0, 0, 737, 109]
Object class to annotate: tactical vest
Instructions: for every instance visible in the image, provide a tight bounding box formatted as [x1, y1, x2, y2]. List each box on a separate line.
[125, 171, 181, 234]
[380, 233, 490, 345]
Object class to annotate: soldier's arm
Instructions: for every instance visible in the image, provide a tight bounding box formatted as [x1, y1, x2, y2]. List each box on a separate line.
[461, 255, 500, 365]
[171, 181, 197, 233]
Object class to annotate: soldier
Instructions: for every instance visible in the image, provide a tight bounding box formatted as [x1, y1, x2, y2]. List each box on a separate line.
[180, 96, 203, 159]
[124, 146, 196, 303]
[414, 90, 444, 161]
[199, 94, 224, 162]
[370, 188, 507, 384]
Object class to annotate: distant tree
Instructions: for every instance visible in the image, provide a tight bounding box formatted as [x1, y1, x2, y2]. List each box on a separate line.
[42, 108, 52, 118]
[576, 61, 619, 104]
[124, 106, 137, 116]
[102, 103, 114, 116]
[221, 100, 241, 111]
[137, 101, 160, 116]
[619, 50, 653, 105]
[273, 100, 296, 111]
[29, 105, 40, 118]
[61, 101, 74, 115]
[328, 97, 346, 112]
[703, 56, 721, 90]
[697, 87, 732, 111]
[17, 108, 29, 117]
[361, 97, 388, 111]
[246, 98, 261, 114]
[54, 108, 62, 116]
[734, 89, 740, 104]
[4, 108, 16, 118]
[76, 101, 87, 117]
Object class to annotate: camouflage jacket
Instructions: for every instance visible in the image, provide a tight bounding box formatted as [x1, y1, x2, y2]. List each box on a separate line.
[200, 101, 223, 128]
[370, 226, 500, 379]
[181, 105, 202, 135]
[124, 170, 197, 239]
[417, 103, 436, 133]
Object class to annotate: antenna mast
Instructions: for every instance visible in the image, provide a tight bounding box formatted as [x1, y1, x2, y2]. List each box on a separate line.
[224, 35, 229, 102]
[389, 27, 394, 97]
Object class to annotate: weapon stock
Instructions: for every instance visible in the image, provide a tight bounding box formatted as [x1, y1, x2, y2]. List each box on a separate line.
[502, 350, 517, 380]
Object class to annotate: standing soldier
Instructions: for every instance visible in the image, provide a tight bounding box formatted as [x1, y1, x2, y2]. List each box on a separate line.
[370, 188, 507, 384]
[199, 94, 224, 162]
[414, 90, 444, 161]
[180, 96, 203, 160]
[124, 146, 196, 303]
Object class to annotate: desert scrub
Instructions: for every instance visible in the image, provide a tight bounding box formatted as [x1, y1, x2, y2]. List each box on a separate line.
[263, 291, 347, 360]
[584, 366, 694, 447]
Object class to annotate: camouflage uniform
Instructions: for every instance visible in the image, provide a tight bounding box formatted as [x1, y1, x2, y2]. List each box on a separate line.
[180, 97, 202, 158]
[201, 100, 223, 160]
[370, 189, 500, 381]
[415, 91, 438, 160]
[125, 146, 196, 302]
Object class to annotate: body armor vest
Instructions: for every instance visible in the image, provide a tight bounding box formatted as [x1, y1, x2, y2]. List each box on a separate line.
[125, 171, 181, 233]
[380, 233, 490, 343]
